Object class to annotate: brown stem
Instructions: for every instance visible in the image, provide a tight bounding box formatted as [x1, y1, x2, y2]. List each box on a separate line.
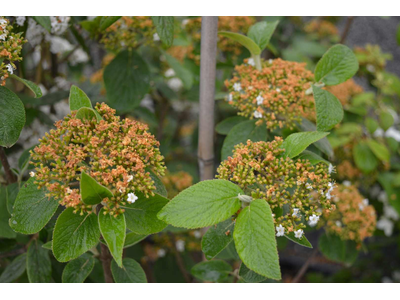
[0, 248, 25, 259]
[198, 16, 218, 181]
[340, 17, 355, 44]
[291, 247, 319, 283]
[168, 232, 192, 283]
[0, 147, 17, 184]
[100, 243, 114, 283]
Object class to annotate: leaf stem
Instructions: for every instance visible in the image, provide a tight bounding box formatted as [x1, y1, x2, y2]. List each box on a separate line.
[99, 243, 114, 283]
[253, 54, 262, 71]
[0, 147, 17, 184]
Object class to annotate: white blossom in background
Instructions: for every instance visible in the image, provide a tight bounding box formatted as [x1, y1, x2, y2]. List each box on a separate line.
[276, 88, 281, 93]
[335, 221, 342, 227]
[157, 249, 166, 257]
[49, 36, 73, 54]
[343, 180, 351, 187]
[385, 127, 400, 142]
[292, 208, 300, 218]
[26, 18, 47, 47]
[233, 82, 241, 92]
[373, 127, 384, 138]
[193, 230, 201, 239]
[308, 214, 319, 227]
[358, 199, 369, 211]
[15, 16, 26, 26]
[276, 224, 285, 237]
[388, 108, 399, 123]
[0, 33, 7, 41]
[127, 192, 138, 204]
[247, 58, 255, 66]
[153, 33, 160, 41]
[253, 111, 262, 118]
[167, 78, 183, 92]
[181, 19, 190, 28]
[164, 68, 175, 78]
[377, 217, 394, 237]
[53, 77, 71, 91]
[50, 16, 70, 35]
[29, 171, 35, 177]
[256, 94, 264, 105]
[366, 64, 376, 73]
[294, 229, 303, 239]
[268, 59, 273, 64]
[175, 240, 185, 252]
[0, 18, 7, 28]
[228, 93, 233, 102]
[383, 205, 399, 221]
[69, 48, 89, 66]
[306, 183, 313, 190]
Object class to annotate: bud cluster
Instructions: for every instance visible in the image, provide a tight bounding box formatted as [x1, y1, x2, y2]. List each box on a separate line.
[322, 184, 376, 245]
[225, 58, 314, 130]
[162, 171, 193, 198]
[0, 17, 27, 86]
[304, 19, 339, 39]
[30, 103, 166, 215]
[216, 138, 336, 235]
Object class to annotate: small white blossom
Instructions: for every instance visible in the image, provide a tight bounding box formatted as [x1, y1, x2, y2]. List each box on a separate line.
[247, 58, 255, 66]
[366, 64, 376, 73]
[276, 88, 281, 93]
[127, 175, 134, 182]
[325, 192, 332, 200]
[193, 230, 202, 239]
[248, 86, 253, 90]
[6, 64, 13, 74]
[308, 214, 319, 227]
[228, 93, 233, 101]
[167, 78, 183, 92]
[164, 68, 175, 78]
[127, 192, 138, 204]
[0, 34, 6, 41]
[153, 33, 160, 41]
[373, 128, 385, 138]
[29, 171, 35, 177]
[335, 221, 342, 227]
[377, 217, 394, 237]
[276, 224, 285, 237]
[69, 48, 89, 66]
[66, 187, 73, 194]
[175, 240, 185, 252]
[292, 208, 300, 218]
[157, 249, 166, 257]
[294, 229, 303, 239]
[328, 164, 335, 174]
[343, 180, 351, 187]
[268, 59, 273, 64]
[383, 205, 399, 221]
[327, 182, 335, 193]
[253, 111, 262, 118]
[296, 180, 303, 186]
[16, 16, 26, 26]
[181, 19, 190, 28]
[233, 82, 242, 92]
[385, 127, 400, 142]
[119, 187, 125, 193]
[306, 183, 313, 190]
[256, 94, 264, 105]
[359, 199, 369, 211]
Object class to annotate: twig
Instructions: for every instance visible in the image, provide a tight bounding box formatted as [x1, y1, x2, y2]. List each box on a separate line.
[291, 247, 319, 283]
[99, 242, 114, 283]
[0, 147, 17, 184]
[0, 248, 25, 259]
[198, 16, 218, 181]
[340, 17, 355, 44]
[168, 232, 192, 283]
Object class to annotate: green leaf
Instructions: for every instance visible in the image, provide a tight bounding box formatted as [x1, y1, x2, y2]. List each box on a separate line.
[0, 187, 16, 238]
[221, 120, 267, 161]
[298, 118, 333, 157]
[297, 150, 329, 166]
[215, 116, 247, 135]
[191, 260, 232, 282]
[314, 44, 359, 86]
[163, 52, 193, 90]
[379, 110, 394, 131]
[9, 178, 59, 234]
[282, 131, 329, 158]
[247, 21, 279, 51]
[152, 16, 175, 47]
[111, 258, 147, 283]
[313, 86, 344, 131]
[353, 141, 378, 173]
[319, 232, 358, 264]
[80, 171, 113, 205]
[366, 139, 390, 162]
[218, 31, 261, 56]
[104, 50, 151, 112]
[10, 74, 42, 98]
[42, 241, 52, 250]
[239, 263, 267, 283]
[147, 168, 168, 197]
[284, 232, 312, 248]
[62, 253, 95, 283]
[69, 85, 92, 111]
[365, 117, 379, 134]
[32, 16, 51, 32]
[99, 208, 126, 267]
[123, 192, 169, 235]
[5, 182, 19, 214]
[124, 232, 147, 248]
[202, 219, 234, 260]
[27, 240, 52, 283]
[99, 16, 121, 31]
[158, 179, 242, 229]
[0, 253, 26, 283]
[75, 107, 102, 122]
[0, 86, 26, 147]
[53, 208, 100, 262]
[233, 199, 281, 280]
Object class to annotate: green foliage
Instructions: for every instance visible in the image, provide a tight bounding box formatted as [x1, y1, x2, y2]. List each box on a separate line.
[27, 240, 52, 283]
[314, 44, 359, 86]
[9, 178, 59, 234]
[202, 219, 235, 260]
[152, 16, 175, 47]
[215, 116, 247, 135]
[53, 208, 100, 262]
[75, 107, 102, 122]
[297, 150, 330, 166]
[298, 118, 334, 157]
[247, 21, 279, 51]
[367, 139, 390, 162]
[379, 110, 394, 131]
[32, 16, 51, 32]
[10, 74, 43, 98]
[284, 232, 312, 248]
[0, 86, 26, 147]
[99, 208, 126, 267]
[233, 199, 281, 280]
[62, 253, 95, 283]
[80, 171, 113, 205]
[99, 16, 121, 31]
[124, 232, 147, 248]
[282, 131, 329, 158]
[0, 187, 16, 238]
[158, 179, 242, 229]
[0, 253, 26, 283]
[218, 32, 261, 56]
[163, 52, 193, 90]
[104, 50, 150, 112]
[239, 263, 267, 283]
[69, 85, 92, 111]
[313, 86, 344, 131]
[111, 258, 147, 283]
[319, 233, 359, 264]
[191, 260, 232, 282]
[353, 141, 378, 173]
[147, 168, 168, 197]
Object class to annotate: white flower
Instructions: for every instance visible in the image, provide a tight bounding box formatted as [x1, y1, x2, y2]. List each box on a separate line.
[383, 205, 399, 221]
[29, 171, 35, 177]
[306, 183, 313, 190]
[16, 16, 26, 26]
[153, 33, 160, 41]
[268, 59, 273, 64]
[276, 224, 285, 237]
[335, 221, 342, 227]
[256, 94, 264, 105]
[292, 208, 300, 218]
[328, 164, 335, 174]
[164, 68, 175, 78]
[373, 127, 384, 138]
[343, 180, 351, 187]
[294, 229, 303, 239]
[69, 48, 89, 66]
[378, 191, 388, 204]
[127, 175, 133, 182]
[6, 64, 14, 74]
[50, 16, 70, 35]
[253, 111, 262, 118]
[181, 19, 190, 28]
[247, 58, 255, 66]
[157, 249, 166, 257]
[276, 88, 281, 93]
[54, 77, 70, 91]
[233, 82, 242, 92]
[175, 240, 185, 252]
[385, 127, 400, 142]
[308, 214, 319, 227]
[359, 199, 369, 211]
[366, 64, 376, 73]
[248, 86, 253, 90]
[325, 192, 332, 200]
[119, 187, 125, 193]
[127, 192, 138, 204]
[228, 93, 233, 101]
[49, 36, 73, 54]
[66, 187, 73, 194]
[167, 78, 183, 92]
[377, 217, 394, 237]
[296, 180, 303, 186]
[0, 33, 7, 41]
[327, 182, 335, 193]
[193, 230, 201, 239]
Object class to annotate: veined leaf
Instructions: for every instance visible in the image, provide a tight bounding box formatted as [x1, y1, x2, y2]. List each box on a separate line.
[0, 253, 26, 283]
[239, 263, 267, 283]
[219, 31, 261, 56]
[69, 85, 92, 111]
[284, 232, 312, 248]
[191, 260, 232, 282]
[202, 219, 234, 260]
[62, 253, 95, 283]
[215, 116, 247, 135]
[282, 131, 329, 158]
[99, 16, 121, 31]
[80, 171, 113, 205]
[111, 258, 147, 283]
[366, 139, 390, 162]
[27, 240, 52, 283]
[32, 16, 51, 32]
[10, 74, 42, 98]
[313, 86, 344, 131]
[152, 16, 175, 47]
[353, 141, 378, 173]
[247, 21, 279, 51]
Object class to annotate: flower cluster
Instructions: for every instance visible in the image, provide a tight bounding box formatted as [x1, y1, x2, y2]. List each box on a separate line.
[322, 184, 376, 245]
[100, 17, 157, 52]
[162, 171, 193, 198]
[0, 17, 26, 86]
[225, 58, 314, 130]
[216, 138, 336, 238]
[325, 79, 363, 106]
[304, 19, 339, 39]
[354, 44, 392, 74]
[30, 103, 166, 215]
